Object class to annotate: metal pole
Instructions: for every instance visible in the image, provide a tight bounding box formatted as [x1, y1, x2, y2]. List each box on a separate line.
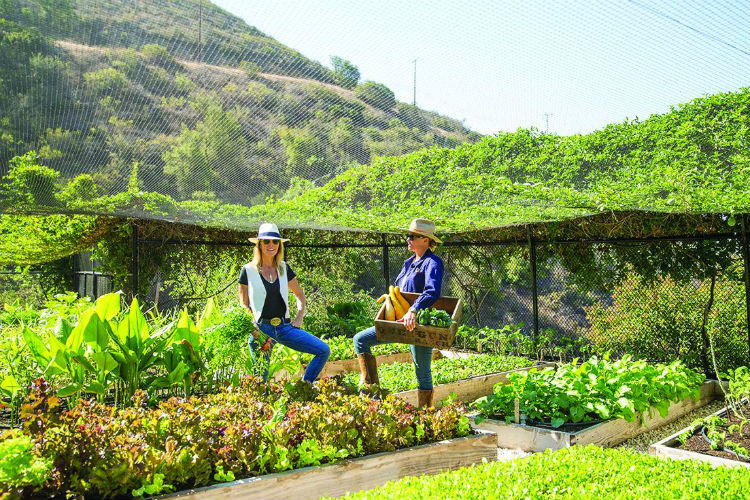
[382, 234, 390, 289]
[528, 227, 539, 348]
[412, 59, 417, 106]
[742, 214, 750, 363]
[131, 222, 139, 299]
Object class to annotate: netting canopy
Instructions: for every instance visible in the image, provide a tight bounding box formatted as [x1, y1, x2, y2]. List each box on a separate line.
[0, 0, 749, 243]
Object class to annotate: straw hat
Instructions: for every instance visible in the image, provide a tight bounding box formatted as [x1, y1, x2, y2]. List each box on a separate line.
[248, 222, 290, 243]
[402, 218, 442, 244]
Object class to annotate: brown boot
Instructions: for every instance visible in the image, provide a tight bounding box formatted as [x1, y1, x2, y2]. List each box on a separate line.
[357, 353, 379, 386]
[417, 389, 435, 408]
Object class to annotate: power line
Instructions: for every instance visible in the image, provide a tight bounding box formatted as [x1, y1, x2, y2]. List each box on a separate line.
[626, 0, 750, 56]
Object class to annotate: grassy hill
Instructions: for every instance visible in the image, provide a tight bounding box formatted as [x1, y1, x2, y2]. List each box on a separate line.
[0, 0, 478, 205]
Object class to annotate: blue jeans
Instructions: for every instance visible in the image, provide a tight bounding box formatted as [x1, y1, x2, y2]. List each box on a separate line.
[249, 323, 330, 382]
[352, 326, 433, 390]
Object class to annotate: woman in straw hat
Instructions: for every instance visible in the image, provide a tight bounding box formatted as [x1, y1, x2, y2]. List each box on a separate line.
[238, 222, 330, 382]
[353, 218, 444, 407]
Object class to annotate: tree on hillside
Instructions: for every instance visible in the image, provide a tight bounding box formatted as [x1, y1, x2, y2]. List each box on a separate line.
[355, 81, 396, 110]
[330, 56, 360, 89]
[162, 97, 247, 199]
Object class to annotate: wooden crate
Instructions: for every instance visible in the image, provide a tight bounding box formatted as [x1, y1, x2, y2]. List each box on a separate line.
[375, 292, 462, 349]
[472, 380, 722, 452]
[157, 430, 497, 500]
[649, 404, 750, 468]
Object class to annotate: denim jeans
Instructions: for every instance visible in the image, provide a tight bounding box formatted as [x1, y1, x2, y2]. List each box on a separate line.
[249, 323, 330, 382]
[352, 326, 433, 390]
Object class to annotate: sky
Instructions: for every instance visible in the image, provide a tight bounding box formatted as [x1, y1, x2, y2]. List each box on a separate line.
[212, 0, 749, 136]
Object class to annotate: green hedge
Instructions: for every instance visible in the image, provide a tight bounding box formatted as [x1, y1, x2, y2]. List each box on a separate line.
[330, 445, 750, 500]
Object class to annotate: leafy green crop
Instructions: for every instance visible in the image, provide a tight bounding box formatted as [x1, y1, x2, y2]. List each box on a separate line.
[330, 445, 750, 500]
[0, 432, 52, 488]
[344, 353, 533, 392]
[474, 355, 705, 427]
[3, 377, 471, 499]
[416, 308, 452, 327]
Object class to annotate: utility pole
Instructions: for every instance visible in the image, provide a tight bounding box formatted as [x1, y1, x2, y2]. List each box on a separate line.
[543, 113, 553, 133]
[197, 0, 203, 62]
[412, 59, 417, 105]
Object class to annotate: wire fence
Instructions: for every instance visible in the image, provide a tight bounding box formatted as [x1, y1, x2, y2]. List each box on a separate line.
[70, 228, 750, 376]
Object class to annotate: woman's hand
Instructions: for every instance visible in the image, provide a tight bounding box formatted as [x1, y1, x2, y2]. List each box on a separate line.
[291, 315, 303, 328]
[403, 309, 417, 331]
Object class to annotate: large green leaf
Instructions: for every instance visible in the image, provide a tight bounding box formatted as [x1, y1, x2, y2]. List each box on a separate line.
[21, 326, 50, 367]
[66, 309, 94, 351]
[95, 292, 122, 321]
[53, 317, 73, 343]
[197, 297, 221, 331]
[0, 376, 21, 395]
[90, 351, 118, 373]
[174, 309, 201, 348]
[84, 381, 107, 395]
[82, 312, 110, 350]
[127, 297, 149, 350]
[57, 383, 82, 397]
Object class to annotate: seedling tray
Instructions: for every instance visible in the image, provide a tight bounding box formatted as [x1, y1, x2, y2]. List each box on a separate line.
[472, 380, 722, 452]
[156, 430, 497, 500]
[374, 292, 462, 349]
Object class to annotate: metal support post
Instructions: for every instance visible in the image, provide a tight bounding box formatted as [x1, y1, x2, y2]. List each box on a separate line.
[528, 227, 539, 348]
[382, 234, 390, 289]
[742, 214, 750, 363]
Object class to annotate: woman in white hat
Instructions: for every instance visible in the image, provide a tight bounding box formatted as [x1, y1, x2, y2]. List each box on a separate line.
[353, 218, 444, 407]
[238, 222, 330, 382]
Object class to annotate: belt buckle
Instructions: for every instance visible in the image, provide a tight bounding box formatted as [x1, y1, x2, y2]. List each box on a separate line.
[270, 317, 282, 327]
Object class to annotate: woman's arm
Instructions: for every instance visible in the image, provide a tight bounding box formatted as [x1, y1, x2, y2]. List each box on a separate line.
[410, 258, 444, 311]
[288, 277, 306, 328]
[239, 284, 260, 340]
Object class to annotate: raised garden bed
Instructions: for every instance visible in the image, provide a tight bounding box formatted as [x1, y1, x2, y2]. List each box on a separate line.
[396, 362, 555, 407]
[290, 350, 442, 380]
[650, 402, 750, 468]
[341, 353, 544, 406]
[158, 430, 497, 500]
[473, 379, 722, 451]
[0, 378, 479, 499]
[328, 445, 750, 500]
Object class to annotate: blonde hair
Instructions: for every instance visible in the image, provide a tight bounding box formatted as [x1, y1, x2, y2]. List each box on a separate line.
[252, 240, 286, 276]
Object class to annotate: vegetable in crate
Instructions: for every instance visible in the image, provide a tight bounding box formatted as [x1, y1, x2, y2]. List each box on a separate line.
[416, 308, 452, 327]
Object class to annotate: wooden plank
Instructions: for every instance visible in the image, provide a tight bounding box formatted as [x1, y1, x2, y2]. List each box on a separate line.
[158, 431, 497, 500]
[649, 404, 750, 469]
[472, 380, 721, 452]
[473, 418, 571, 451]
[395, 362, 553, 407]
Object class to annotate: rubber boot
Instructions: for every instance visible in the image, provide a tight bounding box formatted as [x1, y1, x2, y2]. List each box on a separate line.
[357, 353, 379, 386]
[417, 389, 435, 408]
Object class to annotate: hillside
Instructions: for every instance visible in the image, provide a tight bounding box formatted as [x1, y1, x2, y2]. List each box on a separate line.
[0, 0, 478, 205]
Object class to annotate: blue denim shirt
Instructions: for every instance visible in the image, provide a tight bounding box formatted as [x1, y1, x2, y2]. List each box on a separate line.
[394, 249, 444, 311]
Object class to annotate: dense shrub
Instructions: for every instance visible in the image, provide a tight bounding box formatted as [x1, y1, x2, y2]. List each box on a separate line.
[585, 274, 748, 372]
[355, 81, 396, 110]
